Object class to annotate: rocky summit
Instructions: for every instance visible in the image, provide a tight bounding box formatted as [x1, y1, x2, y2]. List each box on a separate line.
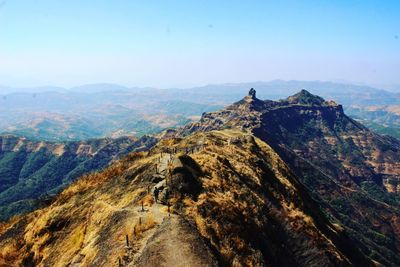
[1, 89, 400, 266]
[180, 89, 400, 265]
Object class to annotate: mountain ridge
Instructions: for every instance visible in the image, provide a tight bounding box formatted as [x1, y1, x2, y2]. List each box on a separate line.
[0, 130, 374, 266]
[177, 89, 400, 265]
[0, 89, 400, 266]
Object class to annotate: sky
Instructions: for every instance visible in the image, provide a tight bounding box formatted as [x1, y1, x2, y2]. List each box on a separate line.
[0, 0, 399, 88]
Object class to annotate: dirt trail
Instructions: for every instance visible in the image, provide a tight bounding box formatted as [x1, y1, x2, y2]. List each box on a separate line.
[126, 203, 169, 263]
[132, 216, 218, 267]
[124, 152, 217, 266]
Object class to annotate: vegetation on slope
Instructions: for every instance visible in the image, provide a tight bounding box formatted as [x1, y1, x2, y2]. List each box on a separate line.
[0, 130, 373, 266]
[0, 135, 157, 221]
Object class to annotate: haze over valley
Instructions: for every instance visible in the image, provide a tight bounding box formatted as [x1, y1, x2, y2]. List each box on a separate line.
[1, 80, 400, 141]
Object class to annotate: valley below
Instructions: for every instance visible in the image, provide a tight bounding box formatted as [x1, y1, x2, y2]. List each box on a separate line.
[1, 81, 400, 141]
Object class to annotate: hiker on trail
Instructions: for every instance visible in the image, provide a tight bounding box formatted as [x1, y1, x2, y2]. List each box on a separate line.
[154, 187, 159, 203]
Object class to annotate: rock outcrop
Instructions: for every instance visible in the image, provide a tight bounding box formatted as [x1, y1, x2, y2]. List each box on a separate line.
[177, 89, 400, 265]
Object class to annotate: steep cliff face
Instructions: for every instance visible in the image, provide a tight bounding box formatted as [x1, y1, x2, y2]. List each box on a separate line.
[0, 135, 158, 220]
[181, 90, 400, 189]
[179, 89, 400, 265]
[0, 130, 372, 266]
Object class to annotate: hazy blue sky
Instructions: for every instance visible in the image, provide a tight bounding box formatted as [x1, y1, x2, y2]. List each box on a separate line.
[0, 0, 399, 88]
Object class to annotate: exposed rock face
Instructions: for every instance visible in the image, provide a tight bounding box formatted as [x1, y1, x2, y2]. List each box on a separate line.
[248, 87, 256, 99]
[179, 89, 399, 190]
[178, 89, 400, 265]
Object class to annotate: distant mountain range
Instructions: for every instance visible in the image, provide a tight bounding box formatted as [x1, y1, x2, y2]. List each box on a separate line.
[1, 81, 399, 140]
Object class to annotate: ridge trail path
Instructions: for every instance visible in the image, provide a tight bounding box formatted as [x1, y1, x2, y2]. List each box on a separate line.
[127, 202, 169, 263]
[131, 213, 218, 267]
[129, 202, 217, 267]
[126, 152, 217, 267]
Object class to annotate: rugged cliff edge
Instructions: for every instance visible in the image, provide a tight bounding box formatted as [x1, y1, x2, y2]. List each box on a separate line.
[178, 89, 400, 265]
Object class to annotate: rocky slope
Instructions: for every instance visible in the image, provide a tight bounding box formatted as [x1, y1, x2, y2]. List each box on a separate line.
[0, 130, 373, 266]
[0, 134, 157, 221]
[182, 89, 400, 191]
[179, 89, 400, 265]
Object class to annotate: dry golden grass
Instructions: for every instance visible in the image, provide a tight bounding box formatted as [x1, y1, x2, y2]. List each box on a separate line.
[192, 210, 208, 238]
[0, 130, 350, 266]
[286, 204, 314, 226]
[133, 214, 157, 237]
[0, 216, 20, 235]
[0, 224, 7, 235]
[141, 193, 154, 207]
[57, 153, 148, 203]
[158, 138, 179, 147]
[70, 224, 86, 248]
[174, 130, 337, 266]
[160, 205, 174, 214]
[113, 187, 146, 208]
[0, 242, 20, 266]
[0, 148, 157, 266]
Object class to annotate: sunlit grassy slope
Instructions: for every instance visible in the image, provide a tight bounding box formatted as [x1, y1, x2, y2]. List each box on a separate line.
[0, 130, 372, 266]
